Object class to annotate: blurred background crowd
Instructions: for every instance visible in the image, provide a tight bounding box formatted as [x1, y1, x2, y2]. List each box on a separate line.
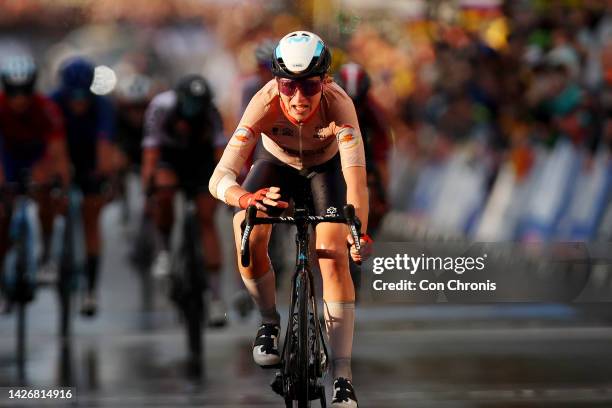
[0, 0, 611, 243]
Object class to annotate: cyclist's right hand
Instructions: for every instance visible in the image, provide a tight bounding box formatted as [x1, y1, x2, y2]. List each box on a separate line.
[239, 187, 289, 212]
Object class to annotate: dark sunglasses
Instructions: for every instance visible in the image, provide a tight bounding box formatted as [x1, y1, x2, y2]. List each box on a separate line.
[277, 78, 322, 97]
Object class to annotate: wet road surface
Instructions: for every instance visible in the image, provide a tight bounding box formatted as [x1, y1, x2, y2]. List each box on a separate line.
[1, 197, 612, 407]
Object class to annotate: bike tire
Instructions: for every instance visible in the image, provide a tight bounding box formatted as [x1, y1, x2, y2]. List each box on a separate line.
[184, 291, 203, 359]
[58, 271, 71, 338]
[16, 301, 27, 383]
[183, 212, 205, 373]
[16, 302, 26, 368]
[58, 205, 76, 339]
[295, 270, 310, 407]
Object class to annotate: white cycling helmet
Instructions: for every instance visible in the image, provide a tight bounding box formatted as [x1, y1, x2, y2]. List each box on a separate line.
[271, 31, 331, 79]
[1, 55, 37, 93]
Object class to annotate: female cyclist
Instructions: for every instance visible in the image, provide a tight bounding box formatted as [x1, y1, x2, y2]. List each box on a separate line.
[209, 31, 370, 407]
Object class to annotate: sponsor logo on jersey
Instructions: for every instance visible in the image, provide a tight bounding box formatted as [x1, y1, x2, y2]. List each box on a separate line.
[337, 125, 360, 149]
[339, 134, 354, 143]
[326, 206, 338, 216]
[314, 126, 333, 140]
[229, 126, 253, 148]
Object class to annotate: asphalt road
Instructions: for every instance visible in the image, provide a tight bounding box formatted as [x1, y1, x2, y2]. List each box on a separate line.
[1, 186, 612, 407]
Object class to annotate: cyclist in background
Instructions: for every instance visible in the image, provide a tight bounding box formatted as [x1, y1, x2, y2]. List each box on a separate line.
[240, 39, 276, 113]
[335, 63, 390, 234]
[114, 73, 152, 174]
[0, 55, 70, 302]
[50, 56, 116, 317]
[141, 74, 227, 327]
[209, 31, 371, 407]
[113, 73, 153, 223]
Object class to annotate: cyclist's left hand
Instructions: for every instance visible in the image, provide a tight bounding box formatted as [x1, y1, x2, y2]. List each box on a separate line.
[347, 233, 373, 264]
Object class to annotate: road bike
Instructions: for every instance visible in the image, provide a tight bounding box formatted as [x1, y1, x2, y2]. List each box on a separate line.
[240, 203, 362, 407]
[166, 191, 208, 377]
[1, 176, 42, 381]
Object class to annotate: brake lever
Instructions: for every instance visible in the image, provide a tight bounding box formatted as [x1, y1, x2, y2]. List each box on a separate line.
[240, 205, 258, 267]
[343, 205, 362, 264]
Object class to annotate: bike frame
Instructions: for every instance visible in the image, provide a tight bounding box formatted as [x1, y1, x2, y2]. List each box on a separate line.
[282, 208, 329, 404]
[241, 204, 361, 407]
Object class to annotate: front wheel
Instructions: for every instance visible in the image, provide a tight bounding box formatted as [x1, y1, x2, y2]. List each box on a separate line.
[57, 268, 72, 339]
[295, 271, 310, 407]
[184, 286, 203, 357]
[183, 213, 205, 376]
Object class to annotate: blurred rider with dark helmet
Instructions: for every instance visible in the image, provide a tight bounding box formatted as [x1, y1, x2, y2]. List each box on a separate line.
[114, 73, 153, 171]
[240, 39, 277, 113]
[334, 63, 390, 234]
[141, 74, 228, 327]
[50, 56, 117, 317]
[113, 73, 153, 225]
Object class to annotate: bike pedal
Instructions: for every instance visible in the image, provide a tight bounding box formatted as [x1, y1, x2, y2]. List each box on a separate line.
[207, 320, 228, 329]
[260, 362, 282, 370]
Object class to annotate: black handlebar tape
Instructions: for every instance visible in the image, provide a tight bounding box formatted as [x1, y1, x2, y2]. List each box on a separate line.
[343, 204, 362, 252]
[247, 204, 258, 222]
[240, 205, 258, 267]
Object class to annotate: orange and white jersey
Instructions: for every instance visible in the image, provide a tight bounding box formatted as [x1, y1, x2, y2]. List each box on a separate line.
[209, 78, 365, 202]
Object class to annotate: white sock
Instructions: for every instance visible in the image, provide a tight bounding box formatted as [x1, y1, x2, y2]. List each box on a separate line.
[324, 300, 355, 379]
[241, 267, 280, 325]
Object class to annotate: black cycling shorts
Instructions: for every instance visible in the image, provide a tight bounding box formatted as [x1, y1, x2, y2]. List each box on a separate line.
[157, 145, 216, 198]
[237, 146, 346, 217]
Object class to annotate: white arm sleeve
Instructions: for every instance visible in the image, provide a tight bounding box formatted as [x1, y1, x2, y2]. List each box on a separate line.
[208, 126, 258, 202]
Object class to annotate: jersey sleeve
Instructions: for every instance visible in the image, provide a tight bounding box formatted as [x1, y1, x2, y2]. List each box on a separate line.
[208, 82, 274, 201]
[327, 84, 367, 169]
[142, 93, 169, 149]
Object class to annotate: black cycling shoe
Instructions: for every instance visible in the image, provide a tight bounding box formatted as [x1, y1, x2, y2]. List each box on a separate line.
[80, 292, 97, 317]
[331, 377, 358, 407]
[252, 323, 280, 368]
